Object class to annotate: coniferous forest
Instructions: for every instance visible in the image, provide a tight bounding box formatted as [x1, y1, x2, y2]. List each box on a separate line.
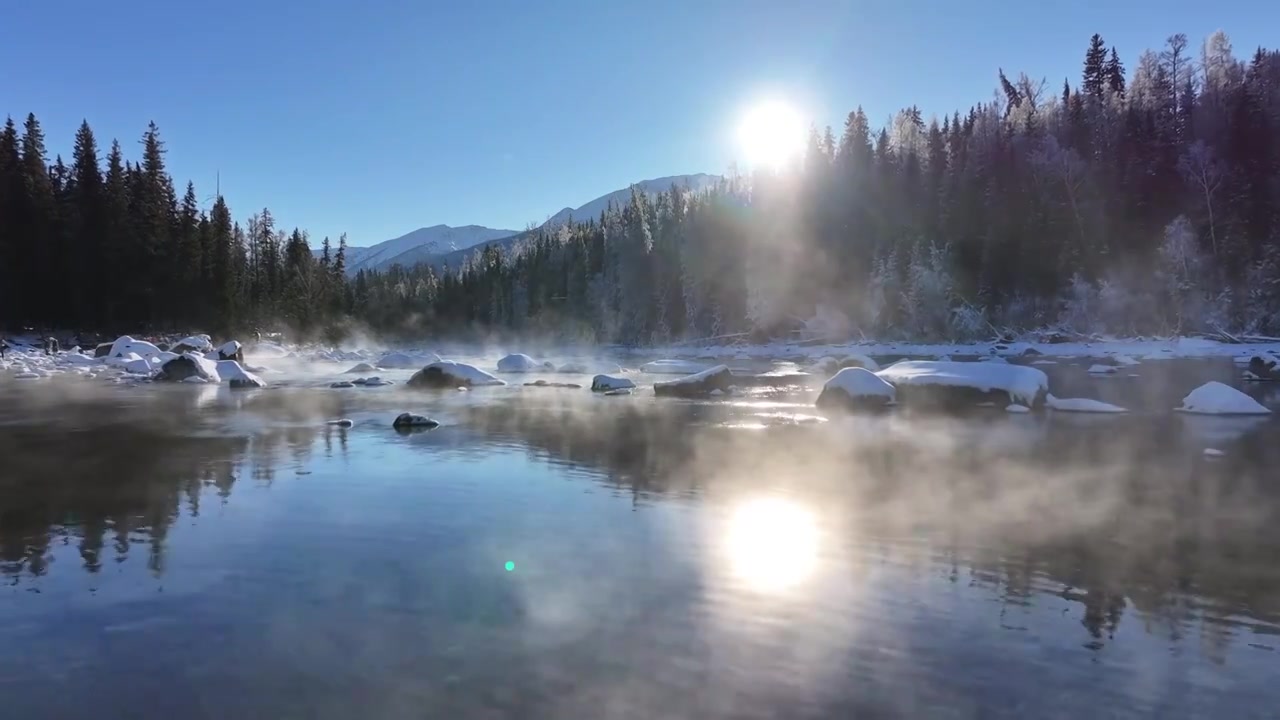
[3, 32, 1279, 343]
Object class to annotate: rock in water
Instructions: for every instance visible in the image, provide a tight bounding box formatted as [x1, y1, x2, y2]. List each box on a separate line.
[217, 360, 266, 389]
[330, 381, 355, 389]
[523, 380, 582, 388]
[836, 353, 880, 372]
[327, 419, 355, 428]
[217, 340, 244, 362]
[639, 359, 709, 375]
[591, 374, 636, 392]
[407, 361, 505, 388]
[876, 360, 1049, 410]
[393, 413, 440, 429]
[93, 342, 113, 358]
[653, 365, 734, 398]
[814, 367, 895, 412]
[345, 362, 377, 374]
[156, 353, 221, 383]
[1245, 356, 1278, 381]
[496, 353, 542, 373]
[1177, 381, 1271, 415]
[377, 351, 440, 369]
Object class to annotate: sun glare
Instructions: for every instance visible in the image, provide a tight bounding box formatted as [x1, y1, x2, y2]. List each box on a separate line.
[724, 496, 819, 593]
[736, 100, 807, 169]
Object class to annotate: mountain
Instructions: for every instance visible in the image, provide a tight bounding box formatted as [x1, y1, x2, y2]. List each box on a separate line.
[379, 173, 721, 271]
[319, 225, 519, 275]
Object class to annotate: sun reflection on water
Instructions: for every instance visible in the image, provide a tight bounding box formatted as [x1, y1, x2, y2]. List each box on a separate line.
[724, 497, 819, 594]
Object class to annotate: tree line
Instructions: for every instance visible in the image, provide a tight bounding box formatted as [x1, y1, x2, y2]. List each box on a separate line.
[4, 30, 1279, 343]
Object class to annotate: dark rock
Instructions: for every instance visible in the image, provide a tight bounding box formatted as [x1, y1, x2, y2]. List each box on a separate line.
[94, 342, 113, 358]
[327, 419, 354, 428]
[1247, 356, 1278, 381]
[893, 384, 1045, 411]
[155, 355, 216, 383]
[393, 413, 439, 430]
[994, 344, 1009, 351]
[654, 365, 734, 398]
[351, 377, 369, 385]
[230, 376, 265, 390]
[218, 346, 245, 363]
[345, 362, 377, 374]
[171, 342, 200, 355]
[330, 381, 355, 389]
[1021, 347, 1043, 357]
[407, 365, 461, 388]
[591, 375, 636, 392]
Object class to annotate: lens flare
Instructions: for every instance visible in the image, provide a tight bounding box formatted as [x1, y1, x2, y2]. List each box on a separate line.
[724, 496, 818, 593]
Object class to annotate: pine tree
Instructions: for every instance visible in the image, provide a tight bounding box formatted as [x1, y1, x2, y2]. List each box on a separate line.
[0, 118, 22, 328]
[1105, 47, 1126, 96]
[20, 114, 56, 326]
[1083, 34, 1108, 98]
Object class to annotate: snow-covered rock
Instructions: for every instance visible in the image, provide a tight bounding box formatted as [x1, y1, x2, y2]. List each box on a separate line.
[496, 353, 552, 373]
[60, 352, 99, 366]
[107, 335, 163, 360]
[156, 353, 221, 383]
[330, 381, 355, 389]
[407, 360, 505, 388]
[393, 413, 440, 429]
[876, 361, 1049, 409]
[217, 360, 266, 389]
[803, 356, 840, 375]
[378, 351, 441, 369]
[122, 356, 157, 376]
[1113, 355, 1140, 366]
[640, 359, 708, 375]
[1177, 381, 1271, 416]
[345, 362, 378, 374]
[172, 334, 214, 354]
[591, 374, 636, 392]
[1005, 404, 1032, 413]
[654, 365, 734, 398]
[1047, 395, 1128, 413]
[1088, 364, 1118, 374]
[217, 340, 244, 362]
[815, 367, 895, 411]
[363, 377, 393, 387]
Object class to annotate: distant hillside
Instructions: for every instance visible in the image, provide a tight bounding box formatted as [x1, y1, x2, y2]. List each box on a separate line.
[380, 173, 721, 271]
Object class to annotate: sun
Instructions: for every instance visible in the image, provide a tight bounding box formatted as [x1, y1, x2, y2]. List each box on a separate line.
[736, 100, 807, 169]
[723, 496, 819, 593]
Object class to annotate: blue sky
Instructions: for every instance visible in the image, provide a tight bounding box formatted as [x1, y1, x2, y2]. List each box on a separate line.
[3, 0, 1275, 247]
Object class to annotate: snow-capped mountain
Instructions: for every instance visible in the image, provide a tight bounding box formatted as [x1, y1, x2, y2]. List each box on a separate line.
[342, 225, 520, 274]
[378, 174, 721, 272]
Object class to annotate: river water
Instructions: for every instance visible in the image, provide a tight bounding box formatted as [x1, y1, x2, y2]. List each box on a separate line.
[1, 356, 1278, 718]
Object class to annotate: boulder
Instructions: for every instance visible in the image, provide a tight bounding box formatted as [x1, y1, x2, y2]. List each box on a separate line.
[172, 334, 213, 354]
[496, 353, 542, 373]
[330, 381, 355, 389]
[327, 419, 354, 428]
[876, 361, 1049, 410]
[156, 353, 221, 383]
[407, 361, 505, 388]
[217, 360, 266, 389]
[93, 342, 114, 358]
[815, 367, 895, 412]
[345, 362, 378, 374]
[1245, 356, 1278, 381]
[378, 351, 440, 369]
[653, 365, 734, 398]
[591, 374, 636, 392]
[217, 340, 244, 363]
[392, 413, 440, 429]
[1177, 381, 1271, 415]
[836, 353, 880, 372]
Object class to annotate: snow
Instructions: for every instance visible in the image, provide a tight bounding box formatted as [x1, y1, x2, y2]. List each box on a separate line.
[1005, 404, 1031, 413]
[496, 353, 544, 373]
[591, 374, 636, 392]
[416, 360, 506, 387]
[217, 340, 242, 358]
[1031, 360, 1058, 365]
[61, 352, 98, 366]
[822, 367, 895, 401]
[875, 361, 1049, 408]
[122, 356, 157, 375]
[1047, 394, 1129, 413]
[1204, 448, 1225, 458]
[217, 360, 266, 388]
[182, 376, 208, 384]
[1177, 381, 1271, 416]
[640, 359, 709, 374]
[1113, 355, 1141, 366]
[1087, 364, 1118, 374]
[378, 351, 441, 369]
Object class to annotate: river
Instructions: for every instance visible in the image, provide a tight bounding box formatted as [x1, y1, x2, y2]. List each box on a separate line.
[1, 355, 1278, 718]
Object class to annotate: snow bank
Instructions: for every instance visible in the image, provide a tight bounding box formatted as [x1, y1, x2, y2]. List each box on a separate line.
[217, 360, 266, 388]
[876, 361, 1049, 408]
[1177, 381, 1271, 416]
[591, 374, 636, 392]
[378, 351, 441, 369]
[640, 359, 709, 375]
[654, 365, 733, 398]
[815, 367, 895, 411]
[496, 353, 547, 373]
[407, 360, 506, 388]
[1047, 394, 1128, 413]
[61, 352, 98, 366]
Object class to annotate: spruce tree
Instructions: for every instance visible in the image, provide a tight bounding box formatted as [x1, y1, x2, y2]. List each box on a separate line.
[1083, 34, 1108, 98]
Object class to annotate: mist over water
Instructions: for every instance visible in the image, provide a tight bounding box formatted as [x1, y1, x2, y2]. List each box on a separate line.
[1, 354, 1278, 719]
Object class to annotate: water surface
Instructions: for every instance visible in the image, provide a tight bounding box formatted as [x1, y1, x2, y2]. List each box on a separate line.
[2, 359, 1278, 719]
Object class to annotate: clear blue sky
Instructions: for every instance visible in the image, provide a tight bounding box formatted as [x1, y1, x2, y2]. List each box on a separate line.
[3, 0, 1275, 247]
